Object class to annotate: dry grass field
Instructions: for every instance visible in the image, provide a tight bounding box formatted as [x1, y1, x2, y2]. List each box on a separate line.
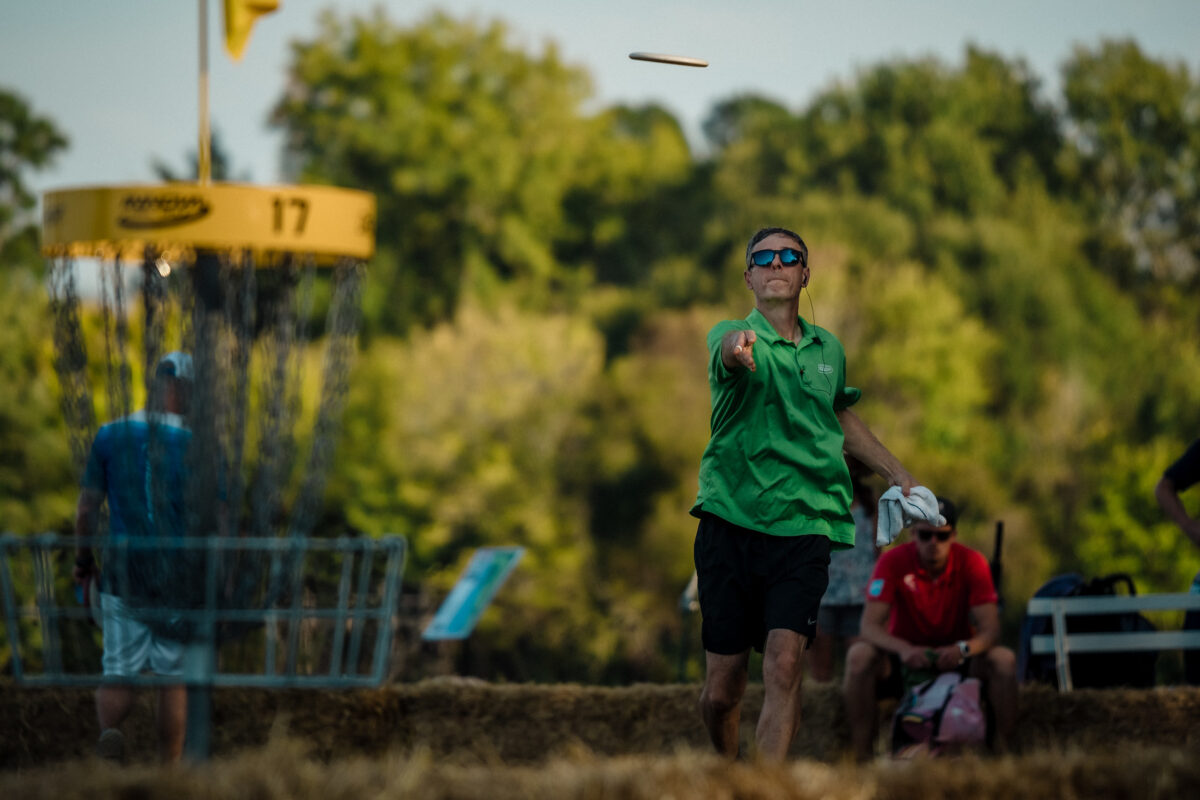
[3, 679, 1200, 798]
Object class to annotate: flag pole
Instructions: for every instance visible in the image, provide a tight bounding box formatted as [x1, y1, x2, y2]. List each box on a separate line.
[198, 0, 212, 184]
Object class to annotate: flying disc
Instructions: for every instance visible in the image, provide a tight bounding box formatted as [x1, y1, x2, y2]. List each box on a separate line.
[629, 52, 708, 68]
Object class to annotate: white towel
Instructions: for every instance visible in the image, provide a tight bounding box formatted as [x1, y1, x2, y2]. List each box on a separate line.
[876, 485, 946, 547]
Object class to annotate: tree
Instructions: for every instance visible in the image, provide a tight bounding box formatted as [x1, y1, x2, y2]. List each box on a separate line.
[697, 45, 1200, 618]
[0, 89, 74, 533]
[150, 127, 250, 182]
[0, 88, 68, 269]
[329, 302, 624, 679]
[1061, 41, 1200, 290]
[271, 10, 597, 332]
[556, 103, 700, 292]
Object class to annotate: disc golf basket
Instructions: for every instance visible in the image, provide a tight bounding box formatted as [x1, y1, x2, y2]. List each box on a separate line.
[0, 178, 404, 758]
[0, 530, 407, 710]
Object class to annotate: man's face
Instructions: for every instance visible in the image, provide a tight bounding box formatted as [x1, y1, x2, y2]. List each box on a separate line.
[911, 522, 955, 571]
[744, 232, 809, 301]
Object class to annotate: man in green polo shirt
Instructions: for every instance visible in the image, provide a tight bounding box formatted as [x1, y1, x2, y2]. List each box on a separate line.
[691, 226, 918, 761]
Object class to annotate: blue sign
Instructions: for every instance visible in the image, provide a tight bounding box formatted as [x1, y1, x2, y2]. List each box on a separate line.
[421, 546, 525, 640]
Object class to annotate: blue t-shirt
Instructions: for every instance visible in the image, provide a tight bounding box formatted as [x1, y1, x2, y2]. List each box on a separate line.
[83, 410, 191, 601]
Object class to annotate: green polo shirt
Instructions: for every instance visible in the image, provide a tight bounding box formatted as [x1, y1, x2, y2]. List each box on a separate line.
[690, 309, 862, 547]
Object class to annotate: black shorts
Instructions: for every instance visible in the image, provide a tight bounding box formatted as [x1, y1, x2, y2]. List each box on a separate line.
[693, 513, 831, 655]
[878, 653, 906, 699]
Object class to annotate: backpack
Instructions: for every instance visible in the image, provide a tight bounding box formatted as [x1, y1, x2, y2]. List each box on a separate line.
[890, 671, 987, 758]
[1017, 572, 1157, 689]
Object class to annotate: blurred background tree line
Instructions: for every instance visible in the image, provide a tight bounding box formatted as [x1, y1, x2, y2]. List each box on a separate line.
[2, 8, 1198, 683]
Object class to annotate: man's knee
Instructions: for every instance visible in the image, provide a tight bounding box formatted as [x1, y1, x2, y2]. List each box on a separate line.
[701, 660, 748, 715]
[763, 634, 806, 687]
[700, 678, 745, 717]
[844, 640, 884, 681]
[981, 646, 1017, 681]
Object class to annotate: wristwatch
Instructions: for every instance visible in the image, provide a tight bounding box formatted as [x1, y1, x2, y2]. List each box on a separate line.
[957, 640, 970, 659]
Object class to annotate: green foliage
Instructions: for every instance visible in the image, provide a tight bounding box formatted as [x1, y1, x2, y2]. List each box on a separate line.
[1061, 40, 1200, 289]
[1077, 439, 1198, 592]
[0, 89, 73, 534]
[150, 127, 250, 182]
[329, 303, 623, 678]
[0, 88, 68, 271]
[0, 269, 75, 533]
[271, 10, 596, 331]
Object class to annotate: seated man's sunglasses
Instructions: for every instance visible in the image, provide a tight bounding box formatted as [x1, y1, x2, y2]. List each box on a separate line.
[749, 248, 804, 267]
[915, 528, 953, 542]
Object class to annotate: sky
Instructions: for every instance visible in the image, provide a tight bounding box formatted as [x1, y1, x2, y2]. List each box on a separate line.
[2, 0, 1199, 207]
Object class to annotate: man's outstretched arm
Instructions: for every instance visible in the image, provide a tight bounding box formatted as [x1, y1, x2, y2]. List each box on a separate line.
[837, 408, 916, 494]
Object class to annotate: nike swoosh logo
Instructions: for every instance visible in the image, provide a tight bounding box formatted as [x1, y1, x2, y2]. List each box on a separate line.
[808, 617, 818, 626]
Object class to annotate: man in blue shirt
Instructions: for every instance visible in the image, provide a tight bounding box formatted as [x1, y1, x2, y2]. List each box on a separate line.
[73, 351, 194, 763]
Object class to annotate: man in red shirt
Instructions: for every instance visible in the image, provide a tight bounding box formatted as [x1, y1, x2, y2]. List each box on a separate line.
[842, 497, 1017, 759]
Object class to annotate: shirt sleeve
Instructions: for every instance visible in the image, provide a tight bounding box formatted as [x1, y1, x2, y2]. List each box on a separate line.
[865, 550, 897, 603]
[833, 351, 861, 411]
[81, 428, 108, 493]
[963, 549, 999, 607]
[1164, 439, 1200, 493]
[707, 321, 744, 384]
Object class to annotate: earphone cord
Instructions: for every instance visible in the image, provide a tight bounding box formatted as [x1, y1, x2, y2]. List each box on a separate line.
[802, 285, 834, 395]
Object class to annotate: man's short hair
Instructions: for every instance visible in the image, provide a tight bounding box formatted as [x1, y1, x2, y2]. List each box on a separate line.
[745, 227, 808, 269]
[936, 496, 959, 529]
[155, 351, 194, 382]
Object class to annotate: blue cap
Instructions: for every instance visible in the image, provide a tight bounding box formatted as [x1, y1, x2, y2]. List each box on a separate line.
[155, 351, 194, 381]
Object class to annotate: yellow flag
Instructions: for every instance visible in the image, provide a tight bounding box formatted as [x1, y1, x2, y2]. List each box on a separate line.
[224, 0, 280, 61]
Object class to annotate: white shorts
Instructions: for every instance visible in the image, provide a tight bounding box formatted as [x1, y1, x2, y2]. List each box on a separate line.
[99, 592, 185, 678]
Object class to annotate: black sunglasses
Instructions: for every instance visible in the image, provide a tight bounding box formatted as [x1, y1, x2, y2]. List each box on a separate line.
[749, 248, 803, 267]
[915, 528, 952, 542]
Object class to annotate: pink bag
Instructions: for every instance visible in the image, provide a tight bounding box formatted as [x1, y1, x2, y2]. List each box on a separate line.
[891, 671, 987, 757]
[935, 674, 986, 749]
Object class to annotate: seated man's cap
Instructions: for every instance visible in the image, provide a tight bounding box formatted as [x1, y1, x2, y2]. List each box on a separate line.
[155, 351, 194, 381]
[936, 496, 959, 529]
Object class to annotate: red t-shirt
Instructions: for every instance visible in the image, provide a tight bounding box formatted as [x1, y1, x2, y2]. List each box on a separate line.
[864, 542, 998, 646]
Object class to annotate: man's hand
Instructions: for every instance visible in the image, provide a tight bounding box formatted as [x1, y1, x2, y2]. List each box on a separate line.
[900, 644, 935, 670]
[74, 489, 102, 586]
[73, 551, 95, 586]
[889, 469, 918, 497]
[932, 644, 965, 671]
[722, 329, 757, 372]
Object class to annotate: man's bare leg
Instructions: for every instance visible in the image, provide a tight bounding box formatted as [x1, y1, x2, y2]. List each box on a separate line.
[974, 647, 1018, 753]
[96, 684, 136, 731]
[843, 641, 886, 762]
[755, 628, 808, 761]
[699, 649, 749, 757]
[156, 685, 187, 763]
